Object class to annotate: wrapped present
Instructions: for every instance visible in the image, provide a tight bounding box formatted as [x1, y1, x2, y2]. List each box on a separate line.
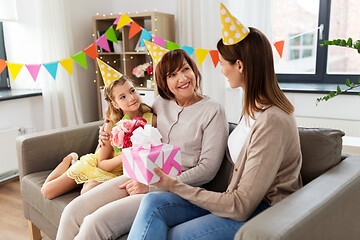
[122, 143, 181, 185]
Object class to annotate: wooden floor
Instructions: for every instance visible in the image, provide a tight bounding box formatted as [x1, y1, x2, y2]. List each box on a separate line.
[0, 177, 50, 240]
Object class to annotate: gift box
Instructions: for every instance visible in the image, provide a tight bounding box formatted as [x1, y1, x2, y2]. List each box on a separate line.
[122, 144, 182, 185]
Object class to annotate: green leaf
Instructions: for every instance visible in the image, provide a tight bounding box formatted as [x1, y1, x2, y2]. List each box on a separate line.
[354, 40, 360, 49]
[351, 82, 355, 87]
[340, 40, 347, 46]
[346, 79, 351, 87]
[347, 38, 353, 47]
[329, 91, 335, 97]
[337, 85, 341, 93]
[359, 92, 360, 96]
[358, 78, 360, 83]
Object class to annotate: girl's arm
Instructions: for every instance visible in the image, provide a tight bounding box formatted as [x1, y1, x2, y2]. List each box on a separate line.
[97, 122, 123, 172]
[152, 115, 157, 127]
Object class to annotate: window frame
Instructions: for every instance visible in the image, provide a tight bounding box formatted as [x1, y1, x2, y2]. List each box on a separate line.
[0, 22, 9, 89]
[276, 0, 360, 86]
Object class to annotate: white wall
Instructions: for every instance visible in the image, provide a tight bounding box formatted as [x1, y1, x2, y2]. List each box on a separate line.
[1, 0, 177, 133]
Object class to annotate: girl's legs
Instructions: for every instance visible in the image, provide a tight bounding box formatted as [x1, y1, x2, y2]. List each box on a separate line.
[127, 192, 210, 240]
[81, 180, 101, 195]
[41, 154, 78, 199]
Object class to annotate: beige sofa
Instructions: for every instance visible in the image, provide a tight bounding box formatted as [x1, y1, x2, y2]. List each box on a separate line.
[17, 121, 360, 240]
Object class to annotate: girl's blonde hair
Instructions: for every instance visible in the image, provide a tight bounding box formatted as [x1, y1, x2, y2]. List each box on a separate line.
[217, 27, 294, 120]
[103, 75, 152, 125]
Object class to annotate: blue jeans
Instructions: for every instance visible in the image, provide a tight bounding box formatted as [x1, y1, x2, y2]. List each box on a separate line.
[128, 192, 269, 240]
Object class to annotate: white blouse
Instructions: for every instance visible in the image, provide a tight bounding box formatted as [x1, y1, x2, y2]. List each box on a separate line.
[228, 112, 261, 164]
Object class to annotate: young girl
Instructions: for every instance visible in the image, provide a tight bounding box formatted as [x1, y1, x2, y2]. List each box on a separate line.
[41, 75, 156, 199]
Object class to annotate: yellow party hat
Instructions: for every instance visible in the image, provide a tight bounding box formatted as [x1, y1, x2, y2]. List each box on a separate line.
[144, 40, 169, 65]
[97, 58, 123, 87]
[220, 3, 249, 45]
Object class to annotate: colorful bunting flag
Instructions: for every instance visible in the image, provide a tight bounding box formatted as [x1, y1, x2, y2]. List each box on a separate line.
[25, 64, 41, 82]
[59, 58, 73, 75]
[129, 22, 142, 39]
[113, 15, 121, 25]
[152, 35, 166, 47]
[83, 42, 98, 60]
[274, 40, 285, 58]
[180, 45, 195, 56]
[0, 59, 6, 74]
[116, 14, 132, 30]
[7, 63, 23, 81]
[167, 41, 180, 50]
[195, 48, 209, 67]
[95, 34, 111, 52]
[43, 62, 58, 80]
[97, 58, 122, 87]
[139, 29, 152, 47]
[209, 50, 219, 68]
[72, 51, 87, 69]
[105, 26, 118, 43]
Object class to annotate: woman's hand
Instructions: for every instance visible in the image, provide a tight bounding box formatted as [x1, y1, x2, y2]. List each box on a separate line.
[119, 180, 149, 195]
[152, 168, 176, 192]
[98, 119, 110, 147]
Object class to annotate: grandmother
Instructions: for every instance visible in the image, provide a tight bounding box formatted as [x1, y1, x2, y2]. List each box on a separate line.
[56, 49, 229, 239]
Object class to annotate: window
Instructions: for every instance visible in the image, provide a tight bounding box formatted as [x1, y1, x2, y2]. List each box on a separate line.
[0, 22, 9, 89]
[273, 0, 360, 86]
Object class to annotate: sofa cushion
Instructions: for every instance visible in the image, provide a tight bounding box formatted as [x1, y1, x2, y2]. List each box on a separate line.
[298, 127, 345, 184]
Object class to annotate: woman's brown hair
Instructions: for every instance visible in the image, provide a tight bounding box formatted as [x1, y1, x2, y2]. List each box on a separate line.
[103, 75, 152, 125]
[155, 49, 202, 100]
[217, 27, 294, 118]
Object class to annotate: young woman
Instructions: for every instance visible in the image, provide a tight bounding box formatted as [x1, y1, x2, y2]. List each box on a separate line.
[41, 76, 155, 199]
[127, 27, 303, 240]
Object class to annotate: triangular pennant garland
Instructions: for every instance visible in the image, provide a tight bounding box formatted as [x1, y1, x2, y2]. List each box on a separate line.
[113, 15, 121, 25]
[139, 29, 152, 47]
[25, 64, 41, 82]
[0, 59, 6, 74]
[274, 40, 285, 58]
[129, 22, 142, 39]
[209, 50, 219, 68]
[116, 14, 132, 30]
[167, 41, 180, 50]
[43, 62, 58, 80]
[97, 58, 122, 87]
[195, 48, 209, 67]
[95, 34, 111, 52]
[105, 26, 118, 43]
[72, 51, 87, 69]
[180, 45, 195, 56]
[7, 63, 23, 81]
[59, 58, 73, 75]
[152, 35, 166, 47]
[144, 40, 169, 65]
[83, 42, 98, 60]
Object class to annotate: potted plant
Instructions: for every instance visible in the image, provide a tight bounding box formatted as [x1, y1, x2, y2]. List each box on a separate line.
[113, 30, 123, 52]
[316, 38, 360, 104]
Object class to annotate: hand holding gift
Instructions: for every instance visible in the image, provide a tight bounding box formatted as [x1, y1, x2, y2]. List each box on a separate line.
[122, 125, 182, 185]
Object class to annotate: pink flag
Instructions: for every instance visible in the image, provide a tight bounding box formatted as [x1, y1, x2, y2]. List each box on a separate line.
[26, 64, 41, 82]
[113, 15, 121, 25]
[152, 35, 166, 47]
[95, 34, 110, 52]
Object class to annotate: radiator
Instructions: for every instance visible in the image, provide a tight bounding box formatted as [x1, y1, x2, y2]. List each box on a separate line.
[0, 127, 34, 182]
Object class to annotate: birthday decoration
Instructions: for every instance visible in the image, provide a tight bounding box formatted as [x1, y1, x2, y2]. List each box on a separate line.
[97, 58, 122, 86]
[0, 9, 320, 83]
[220, 3, 249, 45]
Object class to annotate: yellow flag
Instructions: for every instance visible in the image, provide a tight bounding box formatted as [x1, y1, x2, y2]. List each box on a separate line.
[195, 48, 209, 67]
[116, 14, 132, 30]
[59, 58, 73, 75]
[7, 62, 23, 81]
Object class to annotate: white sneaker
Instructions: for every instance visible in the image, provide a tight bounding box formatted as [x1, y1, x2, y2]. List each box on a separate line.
[68, 152, 79, 165]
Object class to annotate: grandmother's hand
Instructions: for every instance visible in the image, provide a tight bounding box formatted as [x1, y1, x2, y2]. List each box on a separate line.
[152, 168, 176, 192]
[98, 119, 110, 147]
[119, 180, 149, 195]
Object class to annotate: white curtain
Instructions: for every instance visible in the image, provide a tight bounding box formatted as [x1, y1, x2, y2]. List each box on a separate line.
[38, 0, 84, 129]
[176, 0, 272, 123]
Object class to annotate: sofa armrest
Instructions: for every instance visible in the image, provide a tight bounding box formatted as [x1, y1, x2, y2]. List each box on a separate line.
[16, 120, 103, 180]
[235, 156, 360, 240]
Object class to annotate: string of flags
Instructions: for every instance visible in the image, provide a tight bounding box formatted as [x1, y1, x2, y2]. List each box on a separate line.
[0, 11, 320, 83]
